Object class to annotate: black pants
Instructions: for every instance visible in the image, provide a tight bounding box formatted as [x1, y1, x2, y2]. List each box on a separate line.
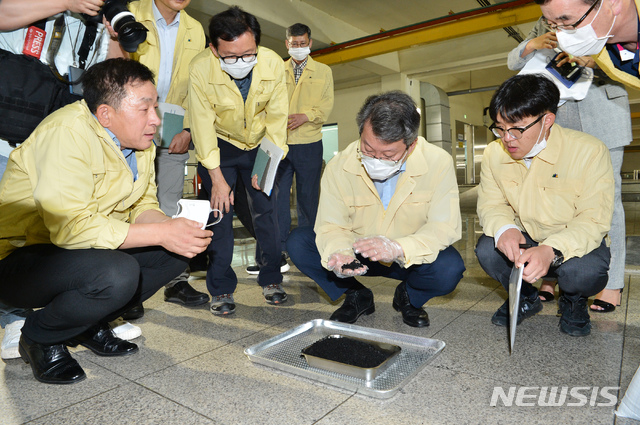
[0, 244, 187, 344]
[475, 234, 610, 300]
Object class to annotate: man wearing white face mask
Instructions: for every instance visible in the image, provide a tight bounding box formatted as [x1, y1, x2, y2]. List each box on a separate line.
[536, 0, 640, 89]
[245, 23, 333, 277]
[188, 6, 289, 315]
[476, 74, 614, 337]
[287, 91, 465, 328]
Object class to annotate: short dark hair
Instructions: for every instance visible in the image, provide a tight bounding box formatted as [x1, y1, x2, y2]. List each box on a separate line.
[286, 23, 311, 39]
[209, 6, 261, 49]
[356, 91, 420, 147]
[82, 58, 155, 113]
[534, 0, 595, 5]
[489, 74, 559, 124]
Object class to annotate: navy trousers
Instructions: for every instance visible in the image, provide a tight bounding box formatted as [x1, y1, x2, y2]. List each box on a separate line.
[197, 139, 282, 296]
[287, 226, 465, 308]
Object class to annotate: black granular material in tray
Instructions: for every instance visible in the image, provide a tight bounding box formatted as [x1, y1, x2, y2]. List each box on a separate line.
[303, 336, 390, 368]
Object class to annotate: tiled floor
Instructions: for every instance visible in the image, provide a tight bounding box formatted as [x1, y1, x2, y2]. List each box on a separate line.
[3, 202, 640, 424]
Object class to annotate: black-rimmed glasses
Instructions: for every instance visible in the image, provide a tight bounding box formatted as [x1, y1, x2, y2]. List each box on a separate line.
[219, 53, 257, 65]
[489, 115, 545, 140]
[542, 0, 600, 32]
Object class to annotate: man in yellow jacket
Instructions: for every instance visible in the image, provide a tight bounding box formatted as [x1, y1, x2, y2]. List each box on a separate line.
[476, 74, 614, 337]
[278, 23, 333, 260]
[188, 6, 289, 315]
[246, 22, 334, 275]
[0, 59, 212, 384]
[127, 0, 209, 312]
[536, 0, 640, 89]
[287, 91, 465, 328]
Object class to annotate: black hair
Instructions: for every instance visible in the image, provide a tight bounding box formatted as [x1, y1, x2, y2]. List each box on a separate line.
[286, 23, 311, 39]
[356, 91, 420, 147]
[82, 58, 155, 113]
[489, 74, 559, 123]
[209, 6, 261, 49]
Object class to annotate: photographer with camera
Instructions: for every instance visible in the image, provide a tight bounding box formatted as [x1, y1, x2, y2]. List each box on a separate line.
[507, 16, 631, 314]
[0, 1, 133, 360]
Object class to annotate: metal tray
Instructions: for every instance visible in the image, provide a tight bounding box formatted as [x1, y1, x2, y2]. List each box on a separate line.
[244, 319, 445, 399]
[301, 334, 401, 381]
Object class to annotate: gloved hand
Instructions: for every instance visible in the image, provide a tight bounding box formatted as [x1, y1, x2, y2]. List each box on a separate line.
[353, 236, 404, 264]
[327, 252, 368, 278]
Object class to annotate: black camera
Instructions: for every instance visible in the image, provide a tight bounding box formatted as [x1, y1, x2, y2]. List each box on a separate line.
[84, 0, 147, 53]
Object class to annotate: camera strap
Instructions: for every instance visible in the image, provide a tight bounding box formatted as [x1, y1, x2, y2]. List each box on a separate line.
[77, 21, 97, 70]
[46, 15, 98, 85]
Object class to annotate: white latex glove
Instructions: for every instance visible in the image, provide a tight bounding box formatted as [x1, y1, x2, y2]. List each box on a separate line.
[353, 236, 404, 263]
[327, 252, 368, 278]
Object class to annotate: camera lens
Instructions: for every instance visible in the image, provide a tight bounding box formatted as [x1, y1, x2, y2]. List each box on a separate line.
[103, 0, 148, 53]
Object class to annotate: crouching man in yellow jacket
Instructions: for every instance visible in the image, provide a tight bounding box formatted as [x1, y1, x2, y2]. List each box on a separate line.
[0, 59, 212, 385]
[287, 91, 465, 328]
[476, 74, 614, 337]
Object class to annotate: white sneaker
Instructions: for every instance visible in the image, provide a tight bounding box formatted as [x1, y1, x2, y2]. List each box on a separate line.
[1, 319, 25, 360]
[110, 321, 142, 341]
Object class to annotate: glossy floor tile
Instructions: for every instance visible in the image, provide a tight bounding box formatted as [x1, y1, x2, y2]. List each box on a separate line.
[2, 203, 640, 424]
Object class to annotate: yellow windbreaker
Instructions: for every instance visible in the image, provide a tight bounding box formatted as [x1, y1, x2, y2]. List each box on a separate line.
[315, 137, 461, 268]
[188, 46, 289, 170]
[0, 101, 161, 260]
[128, 0, 206, 108]
[285, 56, 334, 144]
[477, 125, 614, 260]
[594, 0, 640, 90]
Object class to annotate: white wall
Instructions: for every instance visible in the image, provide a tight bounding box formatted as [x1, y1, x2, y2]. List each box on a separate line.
[327, 82, 382, 152]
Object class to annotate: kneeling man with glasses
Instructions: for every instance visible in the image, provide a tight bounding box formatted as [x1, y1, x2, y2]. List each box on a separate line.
[475, 74, 614, 336]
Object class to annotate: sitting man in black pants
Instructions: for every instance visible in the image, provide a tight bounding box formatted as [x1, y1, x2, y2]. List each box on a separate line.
[0, 58, 212, 384]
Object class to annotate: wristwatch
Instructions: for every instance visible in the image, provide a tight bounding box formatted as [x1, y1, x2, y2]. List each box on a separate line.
[550, 248, 564, 267]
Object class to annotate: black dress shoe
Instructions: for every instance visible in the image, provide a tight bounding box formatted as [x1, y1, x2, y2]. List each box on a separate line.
[164, 280, 210, 306]
[19, 335, 86, 385]
[392, 282, 430, 327]
[121, 304, 144, 320]
[329, 287, 375, 324]
[67, 324, 138, 357]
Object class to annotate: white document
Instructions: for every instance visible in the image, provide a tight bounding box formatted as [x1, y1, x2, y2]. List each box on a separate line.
[508, 264, 524, 354]
[251, 137, 284, 196]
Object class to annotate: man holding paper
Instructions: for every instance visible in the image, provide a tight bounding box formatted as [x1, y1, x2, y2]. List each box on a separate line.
[188, 6, 289, 315]
[127, 0, 209, 311]
[475, 74, 614, 337]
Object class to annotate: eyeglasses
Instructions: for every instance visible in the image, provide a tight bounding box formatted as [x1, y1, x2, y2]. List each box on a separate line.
[219, 53, 257, 65]
[542, 0, 600, 32]
[489, 115, 545, 140]
[357, 145, 408, 165]
[288, 41, 309, 48]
